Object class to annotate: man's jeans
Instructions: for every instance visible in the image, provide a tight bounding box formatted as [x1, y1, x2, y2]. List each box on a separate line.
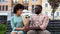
[27, 30, 51, 34]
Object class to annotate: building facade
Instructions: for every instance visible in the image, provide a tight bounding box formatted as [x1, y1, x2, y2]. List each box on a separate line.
[28, 0, 42, 11]
[0, 0, 60, 22]
[0, 0, 12, 22]
[11, 0, 60, 20]
[12, 0, 42, 11]
[42, 0, 60, 20]
[0, 0, 11, 11]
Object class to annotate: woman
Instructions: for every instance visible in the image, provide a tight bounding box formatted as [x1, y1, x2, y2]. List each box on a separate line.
[11, 4, 27, 34]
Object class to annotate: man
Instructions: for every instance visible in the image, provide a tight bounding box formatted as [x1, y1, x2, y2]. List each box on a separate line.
[27, 5, 51, 34]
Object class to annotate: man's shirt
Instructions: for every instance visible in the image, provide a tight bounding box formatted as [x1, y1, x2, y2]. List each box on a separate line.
[30, 13, 49, 30]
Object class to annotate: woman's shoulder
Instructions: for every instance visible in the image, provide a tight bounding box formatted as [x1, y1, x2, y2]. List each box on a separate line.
[11, 16, 15, 19]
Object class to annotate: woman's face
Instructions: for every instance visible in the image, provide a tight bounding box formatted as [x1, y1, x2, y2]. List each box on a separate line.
[16, 9, 23, 16]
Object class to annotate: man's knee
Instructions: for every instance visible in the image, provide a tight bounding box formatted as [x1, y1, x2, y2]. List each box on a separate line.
[39, 30, 51, 34]
[43, 30, 51, 34]
[27, 30, 37, 34]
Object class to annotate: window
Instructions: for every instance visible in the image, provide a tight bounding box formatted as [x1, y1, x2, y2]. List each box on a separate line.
[0, 6, 8, 11]
[23, 0, 28, 1]
[6, 5, 8, 11]
[0, 0, 7, 2]
[2, 6, 4, 11]
[15, 0, 18, 3]
[4, 6, 6, 11]
[23, 0, 29, 3]
[32, 5, 34, 13]
[32, 0, 37, 2]
[51, 12, 54, 16]
[0, 0, 8, 4]
[45, 12, 48, 14]
[54, 16, 57, 20]
[1, 6, 3, 11]
[0, 16, 7, 24]
[57, 12, 59, 16]
[45, 3, 48, 7]
[13, 0, 18, 3]
[24, 6, 28, 10]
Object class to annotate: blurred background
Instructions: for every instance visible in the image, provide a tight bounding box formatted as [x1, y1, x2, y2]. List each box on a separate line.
[0, 0, 60, 34]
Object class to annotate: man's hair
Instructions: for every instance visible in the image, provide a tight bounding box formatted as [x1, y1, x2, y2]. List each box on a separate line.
[36, 5, 42, 10]
[13, 4, 24, 14]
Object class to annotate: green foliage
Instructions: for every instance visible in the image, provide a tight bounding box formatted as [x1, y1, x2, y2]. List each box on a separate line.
[0, 31, 6, 34]
[25, 15, 30, 18]
[0, 24, 6, 31]
[0, 24, 6, 34]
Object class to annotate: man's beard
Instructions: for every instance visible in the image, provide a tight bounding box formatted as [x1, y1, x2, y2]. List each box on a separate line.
[35, 11, 41, 14]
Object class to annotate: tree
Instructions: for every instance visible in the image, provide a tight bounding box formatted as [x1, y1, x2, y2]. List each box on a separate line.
[48, 0, 60, 20]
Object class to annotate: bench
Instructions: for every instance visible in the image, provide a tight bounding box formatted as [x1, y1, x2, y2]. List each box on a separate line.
[6, 20, 60, 34]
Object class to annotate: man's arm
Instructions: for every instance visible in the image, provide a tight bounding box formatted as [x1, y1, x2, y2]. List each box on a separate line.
[29, 16, 42, 30]
[40, 15, 49, 30]
[28, 26, 42, 30]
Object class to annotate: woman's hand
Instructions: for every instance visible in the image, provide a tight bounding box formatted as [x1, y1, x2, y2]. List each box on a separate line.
[15, 26, 29, 32]
[15, 27, 25, 30]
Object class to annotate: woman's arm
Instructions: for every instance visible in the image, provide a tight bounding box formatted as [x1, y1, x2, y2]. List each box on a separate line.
[15, 26, 28, 31]
[11, 17, 28, 31]
[11, 17, 16, 31]
[15, 27, 24, 30]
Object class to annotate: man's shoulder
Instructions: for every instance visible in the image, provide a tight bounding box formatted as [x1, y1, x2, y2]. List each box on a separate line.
[30, 14, 36, 17]
[42, 13, 48, 17]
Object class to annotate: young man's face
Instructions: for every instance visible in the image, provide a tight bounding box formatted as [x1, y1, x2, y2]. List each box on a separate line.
[16, 9, 23, 15]
[34, 6, 42, 14]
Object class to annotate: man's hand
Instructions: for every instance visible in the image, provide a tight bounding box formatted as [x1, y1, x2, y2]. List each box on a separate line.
[28, 26, 42, 31]
[24, 26, 29, 32]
